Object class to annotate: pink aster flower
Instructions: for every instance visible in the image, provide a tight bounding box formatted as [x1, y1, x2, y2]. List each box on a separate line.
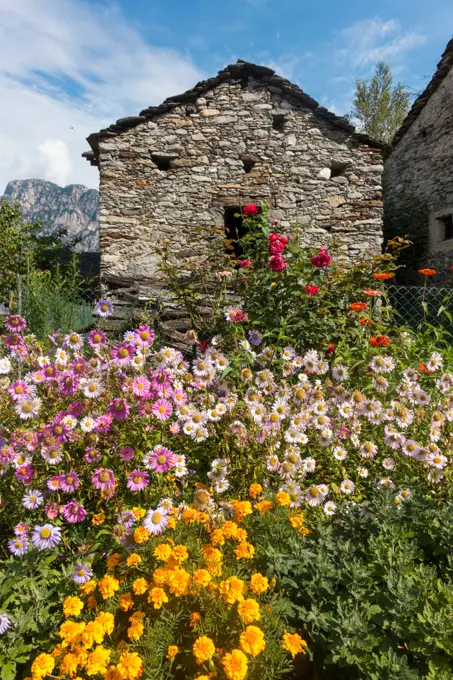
[111, 342, 135, 366]
[71, 358, 86, 376]
[9, 380, 32, 401]
[152, 399, 173, 421]
[47, 475, 62, 491]
[15, 464, 35, 485]
[134, 325, 155, 347]
[45, 502, 59, 520]
[119, 446, 135, 461]
[92, 468, 116, 492]
[108, 398, 130, 421]
[60, 471, 80, 493]
[126, 469, 149, 492]
[84, 448, 101, 464]
[14, 522, 29, 536]
[5, 315, 26, 333]
[132, 376, 151, 397]
[88, 329, 106, 347]
[59, 373, 79, 396]
[144, 445, 176, 473]
[95, 413, 113, 433]
[62, 501, 87, 523]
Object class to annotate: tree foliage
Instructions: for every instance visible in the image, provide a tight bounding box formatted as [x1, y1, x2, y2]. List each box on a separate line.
[349, 62, 411, 143]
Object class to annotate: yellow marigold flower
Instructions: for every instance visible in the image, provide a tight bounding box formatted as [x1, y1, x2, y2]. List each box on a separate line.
[235, 528, 248, 542]
[182, 507, 198, 523]
[31, 653, 55, 679]
[132, 506, 146, 520]
[85, 645, 111, 676]
[59, 621, 86, 643]
[221, 649, 248, 680]
[92, 512, 105, 526]
[154, 543, 172, 562]
[237, 598, 260, 624]
[120, 592, 134, 612]
[168, 568, 191, 597]
[148, 586, 168, 609]
[96, 612, 115, 636]
[281, 631, 307, 658]
[133, 526, 150, 544]
[167, 516, 177, 529]
[230, 501, 252, 523]
[59, 652, 79, 677]
[132, 578, 148, 595]
[240, 626, 266, 657]
[219, 576, 246, 604]
[116, 650, 143, 680]
[152, 566, 169, 587]
[222, 521, 239, 539]
[250, 573, 269, 594]
[275, 491, 291, 507]
[126, 553, 142, 567]
[106, 553, 122, 570]
[98, 575, 120, 600]
[234, 542, 255, 560]
[190, 611, 201, 628]
[166, 645, 178, 660]
[202, 545, 223, 575]
[254, 500, 272, 514]
[171, 544, 189, 563]
[193, 636, 215, 664]
[194, 676, 210, 680]
[128, 612, 145, 641]
[63, 596, 84, 618]
[193, 569, 212, 588]
[249, 483, 263, 498]
[81, 621, 104, 648]
[80, 579, 97, 595]
[210, 528, 225, 546]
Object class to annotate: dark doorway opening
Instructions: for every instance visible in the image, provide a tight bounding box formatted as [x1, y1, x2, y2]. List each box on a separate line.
[224, 206, 248, 260]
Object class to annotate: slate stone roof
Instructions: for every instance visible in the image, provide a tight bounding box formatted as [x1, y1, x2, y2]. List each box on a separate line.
[83, 60, 387, 164]
[391, 37, 453, 148]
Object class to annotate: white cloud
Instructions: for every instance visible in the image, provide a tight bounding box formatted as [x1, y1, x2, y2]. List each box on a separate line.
[0, 0, 204, 192]
[337, 17, 426, 70]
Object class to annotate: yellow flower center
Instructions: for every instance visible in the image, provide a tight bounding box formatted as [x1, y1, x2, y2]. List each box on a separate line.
[151, 512, 162, 525]
[40, 528, 51, 539]
[99, 472, 111, 483]
[157, 456, 166, 465]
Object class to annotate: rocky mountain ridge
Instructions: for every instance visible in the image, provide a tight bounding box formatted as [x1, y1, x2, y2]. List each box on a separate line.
[1, 179, 99, 252]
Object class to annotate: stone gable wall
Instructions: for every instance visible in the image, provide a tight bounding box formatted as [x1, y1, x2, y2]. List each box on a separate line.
[385, 66, 453, 275]
[97, 78, 384, 310]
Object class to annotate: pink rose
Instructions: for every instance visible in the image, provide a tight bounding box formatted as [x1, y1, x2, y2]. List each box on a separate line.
[311, 247, 331, 268]
[243, 204, 259, 217]
[269, 255, 288, 272]
[239, 259, 252, 268]
[269, 240, 285, 255]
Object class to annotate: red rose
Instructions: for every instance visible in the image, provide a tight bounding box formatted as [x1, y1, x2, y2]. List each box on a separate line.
[269, 233, 280, 242]
[269, 255, 288, 272]
[243, 204, 259, 217]
[238, 259, 252, 268]
[269, 240, 285, 255]
[311, 247, 331, 268]
[278, 236, 288, 246]
[304, 284, 319, 297]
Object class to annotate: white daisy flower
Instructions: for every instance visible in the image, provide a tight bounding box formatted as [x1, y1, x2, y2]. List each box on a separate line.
[340, 479, 355, 494]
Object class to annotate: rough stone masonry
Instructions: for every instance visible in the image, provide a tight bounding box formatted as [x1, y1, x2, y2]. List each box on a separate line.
[84, 61, 386, 321]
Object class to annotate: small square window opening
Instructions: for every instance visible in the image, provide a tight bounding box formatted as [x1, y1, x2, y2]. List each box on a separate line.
[330, 160, 348, 178]
[224, 206, 249, 260]
[438, 214, 453, 241]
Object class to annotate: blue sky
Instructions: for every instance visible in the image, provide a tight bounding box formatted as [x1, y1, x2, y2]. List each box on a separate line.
[0, 0, 452, 190]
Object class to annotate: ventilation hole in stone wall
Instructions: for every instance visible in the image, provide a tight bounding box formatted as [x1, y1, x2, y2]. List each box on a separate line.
[272, 114, 286, 132]
[420, 128, 428, 138]
[151, 154, 172, 171]
[243, 158, 256, 173]
[330, 160, 348, 178]
[438, 214, 453, 241]
[224, 206, 248, 261]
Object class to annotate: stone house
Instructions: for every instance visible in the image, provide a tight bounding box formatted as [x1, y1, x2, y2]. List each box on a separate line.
[83, 60, 385, 319]
[385, 38, 453, 275]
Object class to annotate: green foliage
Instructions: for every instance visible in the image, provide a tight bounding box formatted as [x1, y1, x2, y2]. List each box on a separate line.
[349, 62, 411, 143]
[0, 553, 69, 679]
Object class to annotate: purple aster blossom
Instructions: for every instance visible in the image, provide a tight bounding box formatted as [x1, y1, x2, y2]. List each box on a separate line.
[62, 501, 87, 524]
[84, 448, 101, 464]
[45, 502, 59, 520]
[111, 342, 135, 366]
[60, 471, 80, 493]
[8, 536, 29, 556]
[14, 522, 29, 536]
[138, 402, 154, 418]
[248, 329, 263, 346]
[88, 329, 106, 347]
[94, 300, 113, 317]
[8, 380, 32, 402]
[71, 358, 86, 376]
[118, 510, 136, 528]
[119, 446, 135, 461]
[0, 614, 11, 634]
[5, 314, 26, 333]
[5, 335, 23, 350]
[31, 524, 62, 550]
[41, 363, 58, 381]
[152, 399, 173, 421]
[95, 413, 113, 433]
[59, 373, 79, 396]
[108, 398, 130, 421]
[71, 563, 93, 584]
[126, 469, 149, 492]
[50, 421, 71, 444]
[134, 325, 155, 347]
[92, 468, 116, 492]
[15, 465, 35, 485]
[150, 370, 173, 392]
[144, 445, 176, 473]
[68, 401, 84, 417]
[47, 475, 62, 491]
[22, 489, 44, 510]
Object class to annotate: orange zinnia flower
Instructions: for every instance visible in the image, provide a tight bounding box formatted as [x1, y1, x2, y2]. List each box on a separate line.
[369, 335, 391, 347]
[359, 318, 373, 326]
[374, 272, 394, 280]
[349, 302, 367, 312]
[418, 268, 436, 276]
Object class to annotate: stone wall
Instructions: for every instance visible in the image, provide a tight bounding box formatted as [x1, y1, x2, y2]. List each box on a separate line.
[385, 51, 453, 277]
[95, 71, 384, 318]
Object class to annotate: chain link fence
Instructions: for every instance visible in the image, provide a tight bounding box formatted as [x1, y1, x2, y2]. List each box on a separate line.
[386, 285, 453, 331]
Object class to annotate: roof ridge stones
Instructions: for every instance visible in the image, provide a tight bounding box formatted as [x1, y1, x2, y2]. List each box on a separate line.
[391, 37, 453, 149]
[84, 59, 387, 161]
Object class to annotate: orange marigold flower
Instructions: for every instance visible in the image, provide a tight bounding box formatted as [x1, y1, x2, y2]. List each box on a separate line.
[171, 545, 189, 563]
[92, 512, 105, 526]
[275, 491, 291, 507]
[221, 649, 248, 680]
[190, 612, 201, 628]
[166, 645, 178, 661]
[133, 526, 150, 544]
[249, 483, 263, 498]
[210, 528, 225, 546]
[106, 553, 121, 570]
[193, 636, 215, 665]
[418, 268, 437, 276]
[222, 521, 239, 540]
[349, 302, 368, 312]
[254, 500, 272, 514]
[237, 598, 260, 624]
[119, 592, 134, 612]
[250, 573, 269, 595]
[132, 578, 148, 595]
[359, 318, 373, 326]
[219, 576, 246, 604]
[63, 596, 84, 618]
[98, 575, 120, 600]
[374, 272, 394, 280]
[80, 579, 97, 595]
[230, 501, 252, 523]
[154, 543, 172, 562]
[193, 569, 212, 588]
[148, 586, 168, 609]
[126, 553, 142, 567]
[240, 625, 266, 657]
[281, 630, 307, 658]
[369, 335, 391, 347]
[234, 542, 255, 560]
[116, 650, 144, 679]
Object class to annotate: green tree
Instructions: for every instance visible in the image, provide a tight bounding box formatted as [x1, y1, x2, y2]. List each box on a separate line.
[349, 62, 411, 143]
[0, 200, 77, 305]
